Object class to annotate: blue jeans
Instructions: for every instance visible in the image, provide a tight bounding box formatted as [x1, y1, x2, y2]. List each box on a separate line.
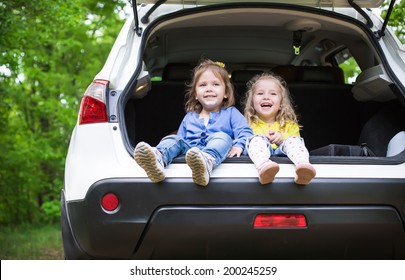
[156, 132, 233, 167]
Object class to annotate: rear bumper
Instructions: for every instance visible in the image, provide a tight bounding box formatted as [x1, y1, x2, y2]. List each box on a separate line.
[63, 177, 405, 259]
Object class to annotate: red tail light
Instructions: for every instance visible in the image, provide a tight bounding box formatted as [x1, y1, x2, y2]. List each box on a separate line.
[101, 193, 119, 212]
[79, 80, 109, 125]
[253, 214, 307, 228]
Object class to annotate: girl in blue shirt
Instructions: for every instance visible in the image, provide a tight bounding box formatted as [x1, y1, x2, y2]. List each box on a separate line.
[134, 59, 253, 186]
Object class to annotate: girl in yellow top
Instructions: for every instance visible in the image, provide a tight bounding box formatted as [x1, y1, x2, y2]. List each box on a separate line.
[244, 72, 316, 185]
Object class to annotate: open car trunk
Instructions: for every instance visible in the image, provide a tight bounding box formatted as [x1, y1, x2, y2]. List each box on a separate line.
[123, 2, 405, 162]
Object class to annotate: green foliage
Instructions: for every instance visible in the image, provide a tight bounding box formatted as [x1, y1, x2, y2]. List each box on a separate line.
[0, 0, 127, 225]
[0, 223, 63, 259]
[41, 200, 61, 223]
[0, 0, 403, 227]
[340, 57, 361, 84]
[381, 0, 405, 43]
[339, 1, 404, 83]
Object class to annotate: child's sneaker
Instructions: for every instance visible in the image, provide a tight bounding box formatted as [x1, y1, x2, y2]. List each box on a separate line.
[294, 163, 316, 185]
[257, 160, 280, 184]
[185, 147, 214, 187]
[134, 142, 165, 182]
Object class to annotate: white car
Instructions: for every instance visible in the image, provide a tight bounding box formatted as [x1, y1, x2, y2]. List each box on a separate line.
[62, 0, 405, 259]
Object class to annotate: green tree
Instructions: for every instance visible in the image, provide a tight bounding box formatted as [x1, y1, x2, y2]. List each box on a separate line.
[382, 0, 405, 43]
[0, 0, 127, 225]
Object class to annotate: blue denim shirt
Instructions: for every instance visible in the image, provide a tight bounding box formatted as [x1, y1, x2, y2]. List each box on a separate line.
[177, 106, 253, 150]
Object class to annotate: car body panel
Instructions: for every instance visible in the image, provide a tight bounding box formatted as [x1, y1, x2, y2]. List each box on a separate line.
[64, 122, 405, 201]
[64, 177, 405, 259]
[139, 0, 385, 8]
[62, 1, 405, 259]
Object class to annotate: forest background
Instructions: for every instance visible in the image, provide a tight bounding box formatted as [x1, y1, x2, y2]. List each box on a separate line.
[0, 0, 404, 258]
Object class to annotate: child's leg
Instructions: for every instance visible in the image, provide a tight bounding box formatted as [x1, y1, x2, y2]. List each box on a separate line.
[201, 132, 233, 165]
[247, 136, 279, 184]
[156, 134, 190, 165]
[282, 136, 316, 185]
[134, 135, 188, 183]
[186, 132, 232, 186]
[247, 136, 271, 168]
[134, 141, 166, 182]
[186, 147, 215, 187]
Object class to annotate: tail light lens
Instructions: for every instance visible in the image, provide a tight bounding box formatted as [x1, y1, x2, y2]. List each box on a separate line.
[79, 79, 109, 125]
[253, 214, 307, 228]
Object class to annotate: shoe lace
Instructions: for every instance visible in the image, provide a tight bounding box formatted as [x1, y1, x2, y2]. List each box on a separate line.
[202, 152, 215, 175]
[153, 148, 165, 167]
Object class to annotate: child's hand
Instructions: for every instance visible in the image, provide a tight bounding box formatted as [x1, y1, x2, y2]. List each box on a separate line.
[228, 146, 243, 157]
[267, 130, 283, 145]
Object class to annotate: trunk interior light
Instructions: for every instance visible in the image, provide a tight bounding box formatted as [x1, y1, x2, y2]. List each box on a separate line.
[136, 82, 149, 92]
[101, 193, 119, 212]
[254, 214, 307, 229]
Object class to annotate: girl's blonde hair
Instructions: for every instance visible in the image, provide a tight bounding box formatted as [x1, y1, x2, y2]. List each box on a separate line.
[185, 59, 235, 113]
[244, 72, 299, 128]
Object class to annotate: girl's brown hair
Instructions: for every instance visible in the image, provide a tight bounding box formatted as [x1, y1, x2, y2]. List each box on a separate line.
[243, 72, 299, 128]
[185, 59, 235, 113]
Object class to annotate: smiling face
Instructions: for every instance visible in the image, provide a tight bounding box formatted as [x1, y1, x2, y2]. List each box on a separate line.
[252, 78, 282, 123]
[195, 69, 227, 114]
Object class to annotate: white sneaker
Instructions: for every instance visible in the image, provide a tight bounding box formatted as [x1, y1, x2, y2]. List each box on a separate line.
[134, 142, 165, 182]
[185, 147, 214, 187]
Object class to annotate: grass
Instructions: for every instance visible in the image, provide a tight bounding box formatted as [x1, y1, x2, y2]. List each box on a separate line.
[0, 223, 64, 260]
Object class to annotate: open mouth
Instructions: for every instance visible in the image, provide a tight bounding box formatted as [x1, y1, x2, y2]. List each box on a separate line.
[261, 102, 272, 108]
